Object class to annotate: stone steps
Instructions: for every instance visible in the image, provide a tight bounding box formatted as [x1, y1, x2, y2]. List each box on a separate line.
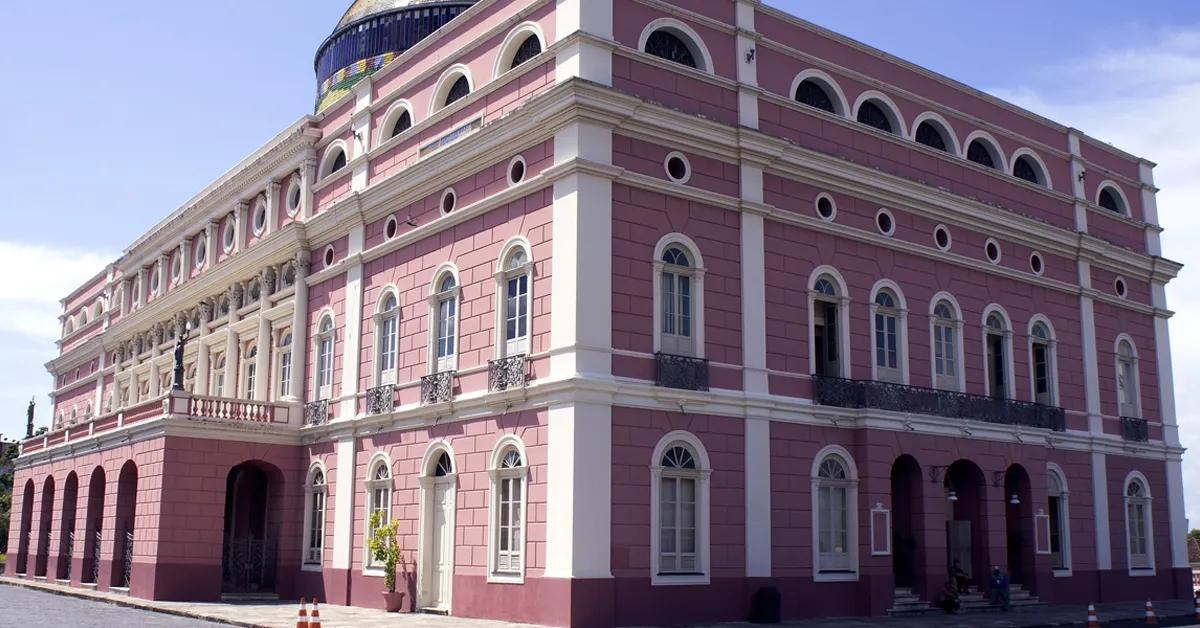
[889, 585, 1043, 616]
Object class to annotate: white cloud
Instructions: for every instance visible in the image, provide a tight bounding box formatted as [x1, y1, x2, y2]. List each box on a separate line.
[990, 28, 1200, 529]
[0, 242, 115, 440]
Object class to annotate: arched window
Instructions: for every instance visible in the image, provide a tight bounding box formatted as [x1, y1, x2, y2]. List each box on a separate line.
[810, 271, 848, 378]
[645, 30, 697, 68]
[812, 449, 858, 577]
[365, 455, 393, 568]
[1029, 321, 1056, 405]
[1124, 475, 1153, 570]
[376, 293, 399, 385]
[932, 300, 960, 391]
[871, 288, 903, 383]
[1011, 151, 1049, 187]
[304, 466, 327, 565]
[1116, 338, 1140, 418]
[243, 344, 258, 401]
[445, 76, 470, 107]
[984, 311, 1011, 399]
[795, 80, 835, 113]
[650, 432, 711, 584]
[213, 355, 226, 397]
[1047, 466, 1070, 572]
[1099, 188, 1119, 212]
[390, 110, 411, 139]
[429, 270, 460, 373]
[965, 135, 1003, 170]
[1097, 184, 1129, 215]
[510, 35, 542, 69]
[655, 241, 703, 357]
[320, 143, 348, 179]
[315, 315, 335, 399]
[915, 121, 948, 152]
[490, 440, 528, 579]
[277, 331, 293, 399]
[857, 101, 892, 133]
[497, 243, 532, 357]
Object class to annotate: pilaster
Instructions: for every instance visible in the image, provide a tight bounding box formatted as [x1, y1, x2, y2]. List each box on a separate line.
[197, 301, 213, 395]
[205, 220, 218, 271]
[1139, 161, 1162, 255]
[266, 180, 281, 235]
[178, 239, 191, 286]
[254, 268, 274, 401]
[234, 201, 248, 254]
[339, 225, 366, 419]
[288, 253, 311, 402]
[301, 155, 318, 222]
[555, 0, 613, 85]
[332, 436, 356, 570]
[545, 401, 612, 579]
[736, 0, 759, 129]
[225, 284, 243, 397]
[1091, 451, 1112, 570]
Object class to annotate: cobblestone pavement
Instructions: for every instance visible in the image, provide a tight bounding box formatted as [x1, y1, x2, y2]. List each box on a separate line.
[0, 584, 227, 627]
[0, 576, 1196, 628]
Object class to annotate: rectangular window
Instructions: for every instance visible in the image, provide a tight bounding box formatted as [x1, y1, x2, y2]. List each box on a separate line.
[1048, 495, 1064, 569]
[380, 317, 397, 382]
[987, 334, 1006, 398]
[1034, 344, 1051, 404]
[318, 337, 333, 393]
[818, 485, 849, 571]
[437, 299, 457, 360]
[245, 363, 256, 400]
[307, 490, 325, 564]
[279, 351, 291, 398]
[505, 275, 529, 351]
[496, 476, 523, 572]
[215, 372, 225, 397]
[1128, 502, 1148, 567]
[662, 274, 676, 335]
[1119, 361, 1138, 416]
[658, 476, 697, 573]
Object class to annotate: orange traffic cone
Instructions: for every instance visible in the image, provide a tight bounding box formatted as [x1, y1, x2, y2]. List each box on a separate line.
[1144, 599, 1156, 625]
[1194, 596, 1200, 621]
[1086, 603, 1099, 628]
[309, 598, 321, 628]
[296, 598, 308, 628]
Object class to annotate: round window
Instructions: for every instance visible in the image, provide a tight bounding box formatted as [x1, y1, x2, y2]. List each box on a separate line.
[665, 152, 690, 184]
[508, 156, 526, 185]
[815, 194, 836, 221]
[323, 246, 335, 268]
[1114, 277, 1127, 298]
[985, 238, 1001, 264]
[934, 225, 951, 251]
[195, 237, 207, 267]
[441, 189, 457, 215]
[171, 253, 182, 283]
[222, 218, 236, 252]
[1029, 252, 1044, 276]
[876, 209, 895, 236]
[253, 203, 267, 236]
[385, 216, 398, 240]
[286, 180, 302, 217]
[150, 267, 161, 294]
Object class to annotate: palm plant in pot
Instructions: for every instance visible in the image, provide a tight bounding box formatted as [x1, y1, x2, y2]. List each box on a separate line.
[367, 510, 405, 612]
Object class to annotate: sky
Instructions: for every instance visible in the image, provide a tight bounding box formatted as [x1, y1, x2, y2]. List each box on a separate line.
[0, 1, 1198, 522]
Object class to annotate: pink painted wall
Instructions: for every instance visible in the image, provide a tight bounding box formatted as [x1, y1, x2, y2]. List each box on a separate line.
[308, 273, 348, 414]
[612, 57, 739, 126]
[51, 383, 96, 429]
[612, 135, 739, 199]
[1092, 300, 1159, 422]
[612, 1, 737, 81]
[1104, 455, 1172, 588]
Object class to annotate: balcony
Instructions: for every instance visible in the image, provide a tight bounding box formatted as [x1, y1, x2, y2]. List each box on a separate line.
[305, 399, 330, 426]
[421, 371, 455, 405]
[655, 352, 709, 392]
[188, 395, 283, 423]
[366, 384, 395, 415]
[812, 375, 1066, 432]
[488, 354, 528, 392]
[1121, 416, 1149, 443]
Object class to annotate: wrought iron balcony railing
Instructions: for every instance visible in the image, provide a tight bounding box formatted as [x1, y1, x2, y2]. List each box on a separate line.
[655, 352, 710, 392]
[1121, 416, 1149, 443]
[421, 371, 455, 405]
[366, 384, 395, 415]
[305, 399, 329, 426]
[489, 354, 528, 392]
[813, 375, 1066, 432]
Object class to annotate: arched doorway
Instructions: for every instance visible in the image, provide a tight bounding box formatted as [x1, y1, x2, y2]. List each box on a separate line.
[35, 476, 55, 578]
[16, 479, 34, 575]
[83, 467, 106, 584]
[221, 462, 281, 595]
[1005, 464, 1033, 585]
[890, 455, 922, 588]
[943, 460, 987, 586]
[111, 461, 138, 589]
[58, 472, 79, 581]
[419, 447, 457, 611]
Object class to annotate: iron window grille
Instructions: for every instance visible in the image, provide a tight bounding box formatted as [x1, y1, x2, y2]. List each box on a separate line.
[366, 384, 395, 415]
[644, 30, 697, 68]
[1121, 416, 1149, 443]
[305, 399, 329, 426]
[488, 354, 528, 392]
[795, 80, 835, 113]
[655, 352, 710, 392]
[421, 371, 455, 405]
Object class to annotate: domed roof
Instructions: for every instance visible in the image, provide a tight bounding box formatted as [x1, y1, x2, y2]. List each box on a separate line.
[337, 0, 444, 28]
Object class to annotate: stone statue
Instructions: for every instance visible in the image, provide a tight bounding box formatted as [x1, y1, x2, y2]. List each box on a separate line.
[172, 323, 191, 391]
[26, 396, 34, 438]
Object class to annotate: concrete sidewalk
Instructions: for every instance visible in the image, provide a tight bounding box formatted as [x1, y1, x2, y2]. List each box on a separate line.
[0, 575, 1195, 628]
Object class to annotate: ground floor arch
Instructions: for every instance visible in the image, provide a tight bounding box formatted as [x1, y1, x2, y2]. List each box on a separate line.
[1004, 463, 1034, 586]
[943, 459, 987, 585]
[16, 479, 34, 574]
[35, 475, 55, 578]
[221, 461, 285, 596]
[58, 471, 79, 581]
[890, 454, 923, 588]
[83, 466, 106, 585]
[111, 461, 138, 589]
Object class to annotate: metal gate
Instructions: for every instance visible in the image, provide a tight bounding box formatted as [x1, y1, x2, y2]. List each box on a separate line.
[88, 528, 102, 584]
[64, 530, 74, 581]
[221, 534, 279, 593]
[121, 528, 133, 588]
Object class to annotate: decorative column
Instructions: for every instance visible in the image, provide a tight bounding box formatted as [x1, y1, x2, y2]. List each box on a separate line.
[300, 156, 318, 221]
[119, 278, 130, 317]
[179, 239, 191, 286]
[205, 220, 218, 269]
[149, 325, 165, 397]
[157, 253, 167, 297]
[266, 180, 281, 235]
[135, 268, 147, 308]
[338, 223, 366, 419]
[225, 284, 243, 398]
[234, 201, 248, 254]
[286, 253, 310, 403]
[555, 0, 613, 86]
[197, 300, 213, 395]
[254, 268, 274, 401]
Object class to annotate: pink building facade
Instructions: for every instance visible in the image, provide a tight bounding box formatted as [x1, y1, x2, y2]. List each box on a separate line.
[6, 0, 1189, 625]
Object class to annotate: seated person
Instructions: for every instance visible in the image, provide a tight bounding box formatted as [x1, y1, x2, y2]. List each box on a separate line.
[938, 579, 961, 614]
[988, 566, 1011, 611]
[951, 560, 970, 594]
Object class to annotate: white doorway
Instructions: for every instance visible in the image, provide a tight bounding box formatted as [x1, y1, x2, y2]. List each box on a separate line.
[420, 448, 456, 612]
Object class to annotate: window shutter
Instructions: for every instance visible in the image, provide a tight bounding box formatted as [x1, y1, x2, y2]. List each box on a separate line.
[498, 553, 510, 572]
[660, 554, 675, 572]
[679, 553, 696, 572]
[509, 552, 521, 572]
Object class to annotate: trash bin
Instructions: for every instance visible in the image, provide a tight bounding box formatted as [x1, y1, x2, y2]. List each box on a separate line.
[749, 586, 781, 624]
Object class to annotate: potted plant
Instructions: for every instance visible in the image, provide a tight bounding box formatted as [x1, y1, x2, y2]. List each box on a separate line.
[367, 510, 404, 612]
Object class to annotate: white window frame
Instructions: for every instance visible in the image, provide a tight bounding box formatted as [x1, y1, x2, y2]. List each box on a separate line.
[636, 18, 715, 74]
[377, 99, 416, 147]
[494, 238, 534, 358]
[652, 234, 706, 358]
[285, 173, 303, 218]
[429, 65, 474, 117]
[363, 452, 393, 573]
[868, 281, 908, 385]
[493, 22, 546, 79]
[427, 264, 461, 374]
[276, 330, 292, 400]
[928, 293, 965, 392]
[314, 313, 335, 400]
[319, 140, 349, 180]
[1115, 335, 1141, 418]
[1027, 317, 1059, 406]
[649, 430, 711, 586]
[811, 445, 859, 581]
[375, 289, 400, 385]
[487, 435, 528, 584]
[1123, 472, 1155, 574]
[981, 305, 1016, 399]
[1046, 463, 1072, 576]
[213, 355, 226, 397]
[808, 266, 851, 378]
[302, 462, 327, 570]
[252, 195, 268, 237]
[243, 343, 257, 401]
[417, 441, 458, 609]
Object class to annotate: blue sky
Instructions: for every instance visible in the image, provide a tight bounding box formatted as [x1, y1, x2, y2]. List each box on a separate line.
[1, 1, 1199, 521]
